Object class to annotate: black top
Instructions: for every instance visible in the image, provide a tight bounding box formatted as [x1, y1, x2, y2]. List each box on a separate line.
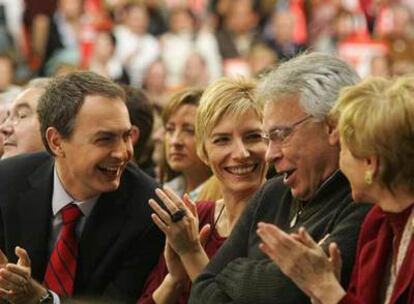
[189, 171, 371, 304]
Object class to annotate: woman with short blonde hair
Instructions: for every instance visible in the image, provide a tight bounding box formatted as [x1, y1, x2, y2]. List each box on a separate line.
[139, 77, 267, 304]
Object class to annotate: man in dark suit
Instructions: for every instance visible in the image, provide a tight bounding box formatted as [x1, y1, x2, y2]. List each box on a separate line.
[0, 71, 164, 303]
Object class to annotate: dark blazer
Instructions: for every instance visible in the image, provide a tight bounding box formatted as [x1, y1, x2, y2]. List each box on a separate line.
[0, 152, 164, 303]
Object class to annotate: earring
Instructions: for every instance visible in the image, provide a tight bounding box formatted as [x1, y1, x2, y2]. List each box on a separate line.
[364, 171, 373, 185]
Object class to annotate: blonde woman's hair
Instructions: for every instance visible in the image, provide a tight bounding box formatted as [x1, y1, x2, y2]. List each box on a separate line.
[332, 76, 414, 193]
[196, 175, 223, 202]
[195, 77, 262, 162]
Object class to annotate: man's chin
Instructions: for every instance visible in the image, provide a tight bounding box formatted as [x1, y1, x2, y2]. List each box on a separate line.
[99, 180, 122, 193]
[2, 149, 18, 159]
[290, 187, 312, 201]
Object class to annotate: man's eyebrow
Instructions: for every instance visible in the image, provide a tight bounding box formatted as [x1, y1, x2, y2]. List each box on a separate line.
[13, 103, 32, 111]
[94, 128, 133, 137]
[268, 125, 290, 133]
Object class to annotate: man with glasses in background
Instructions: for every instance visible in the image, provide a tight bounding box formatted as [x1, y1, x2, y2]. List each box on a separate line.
[189, 53, 372, 304]
[0, 78, 50, 159]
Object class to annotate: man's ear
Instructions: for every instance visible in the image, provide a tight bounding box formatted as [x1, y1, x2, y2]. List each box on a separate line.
[46, 127, 65, 157]
[327, 124, 339, 146]
[131, 125, 140, 146]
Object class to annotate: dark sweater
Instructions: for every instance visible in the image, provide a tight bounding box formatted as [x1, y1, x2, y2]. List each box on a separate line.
[189, 171, 371, 304]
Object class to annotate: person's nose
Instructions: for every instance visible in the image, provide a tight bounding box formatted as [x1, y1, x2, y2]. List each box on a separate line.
[265, 141, 283, 163]
[0, 118, 14, 137]
[111, 137, 133, 161]
[170, 129, 184, 147]
[232, 139, 250, 160]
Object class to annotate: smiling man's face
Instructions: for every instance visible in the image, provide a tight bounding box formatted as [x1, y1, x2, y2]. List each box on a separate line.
[263, 95, 339, 200]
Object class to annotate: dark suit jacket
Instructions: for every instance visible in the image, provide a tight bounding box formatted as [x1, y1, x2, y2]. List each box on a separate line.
[0, 152, 164, 303]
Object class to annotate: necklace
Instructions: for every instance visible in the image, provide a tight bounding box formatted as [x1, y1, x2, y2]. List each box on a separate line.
[204, 202, 226, 246]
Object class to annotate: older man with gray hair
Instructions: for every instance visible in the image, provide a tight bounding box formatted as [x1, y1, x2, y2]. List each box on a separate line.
[189, 53, 371, 304]
[0, 78, 50, 159]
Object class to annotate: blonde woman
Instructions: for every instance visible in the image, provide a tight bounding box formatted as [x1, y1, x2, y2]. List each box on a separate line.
[257, 76, 414, 304]
[138, 77, 267, 304]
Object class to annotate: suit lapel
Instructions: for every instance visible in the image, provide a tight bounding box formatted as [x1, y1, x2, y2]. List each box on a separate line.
[18, 159, 54, 281]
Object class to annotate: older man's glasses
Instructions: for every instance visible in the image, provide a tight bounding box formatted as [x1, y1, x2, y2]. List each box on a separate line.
[263, 115, 312, 144]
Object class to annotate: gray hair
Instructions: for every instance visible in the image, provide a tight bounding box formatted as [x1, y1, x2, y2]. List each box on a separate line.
[26, 77, 52, 90]
[258, 52, 360, 121]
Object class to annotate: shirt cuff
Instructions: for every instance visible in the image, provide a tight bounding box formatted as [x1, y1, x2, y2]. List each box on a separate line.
[50, 290, 61, 304]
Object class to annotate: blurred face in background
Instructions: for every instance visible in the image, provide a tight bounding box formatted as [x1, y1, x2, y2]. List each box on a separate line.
[143, 61, 167, 93]
[0, 57, 14, 92]
[183, 53, 209, 87]
[204, 108, 267, 196]
[59, 0, 83, 20]
[226, 0, 257, 34]
[271, 11, 295, 44]
[169, 9, 194, 33]
[93, 31, 115, 62]
[164, 104, 205, 175]
[0, 88, 45, 158]
[126, 5, 149, 34]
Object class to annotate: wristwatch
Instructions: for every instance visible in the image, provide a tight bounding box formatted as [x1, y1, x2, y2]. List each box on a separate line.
[39, 290, 53, 304]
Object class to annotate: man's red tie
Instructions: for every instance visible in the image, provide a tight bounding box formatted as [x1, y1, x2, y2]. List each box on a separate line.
[43, 204, 82, 296]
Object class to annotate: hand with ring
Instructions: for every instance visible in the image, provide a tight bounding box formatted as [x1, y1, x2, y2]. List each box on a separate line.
[148, 186, 210, 257]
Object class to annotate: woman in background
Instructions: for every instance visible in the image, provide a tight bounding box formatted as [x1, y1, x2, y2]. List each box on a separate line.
[161, 88, 211, 200]
[138, 77, 267, 304]
[257, 76, 414, 304]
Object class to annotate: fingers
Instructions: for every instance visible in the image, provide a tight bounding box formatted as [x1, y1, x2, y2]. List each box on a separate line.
[199, 224, 211, 246]
[328, 243, 342, 280]
[297, 227, 319, 249]
[256, 223, 279, 250]
[183, 194, 197, 217]
[258, 242, 276, 261]
[0, 267, 28, 293]
[150, 212, 170, 234]
[15, 247, 31, 269]
[0, 249, 8, 266]
[149, 199, 173, 225]
[0, 286, 13, 296]
[157, 186, 187, 213]
[256, 222, 291, 265]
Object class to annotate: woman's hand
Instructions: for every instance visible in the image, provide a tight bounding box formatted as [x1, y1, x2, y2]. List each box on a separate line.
[149, 186, 209, 256]
[149, 186, 211, 281]
[164, 242, 188, 284]
[256, 223, 346, 304]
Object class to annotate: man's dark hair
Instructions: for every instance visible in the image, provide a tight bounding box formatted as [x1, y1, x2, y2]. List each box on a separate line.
[38, 71, 126, 155]
[122, 85, 154, 163]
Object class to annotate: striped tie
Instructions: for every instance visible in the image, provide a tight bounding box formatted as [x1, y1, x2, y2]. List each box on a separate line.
[43, 204, 82, 296]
